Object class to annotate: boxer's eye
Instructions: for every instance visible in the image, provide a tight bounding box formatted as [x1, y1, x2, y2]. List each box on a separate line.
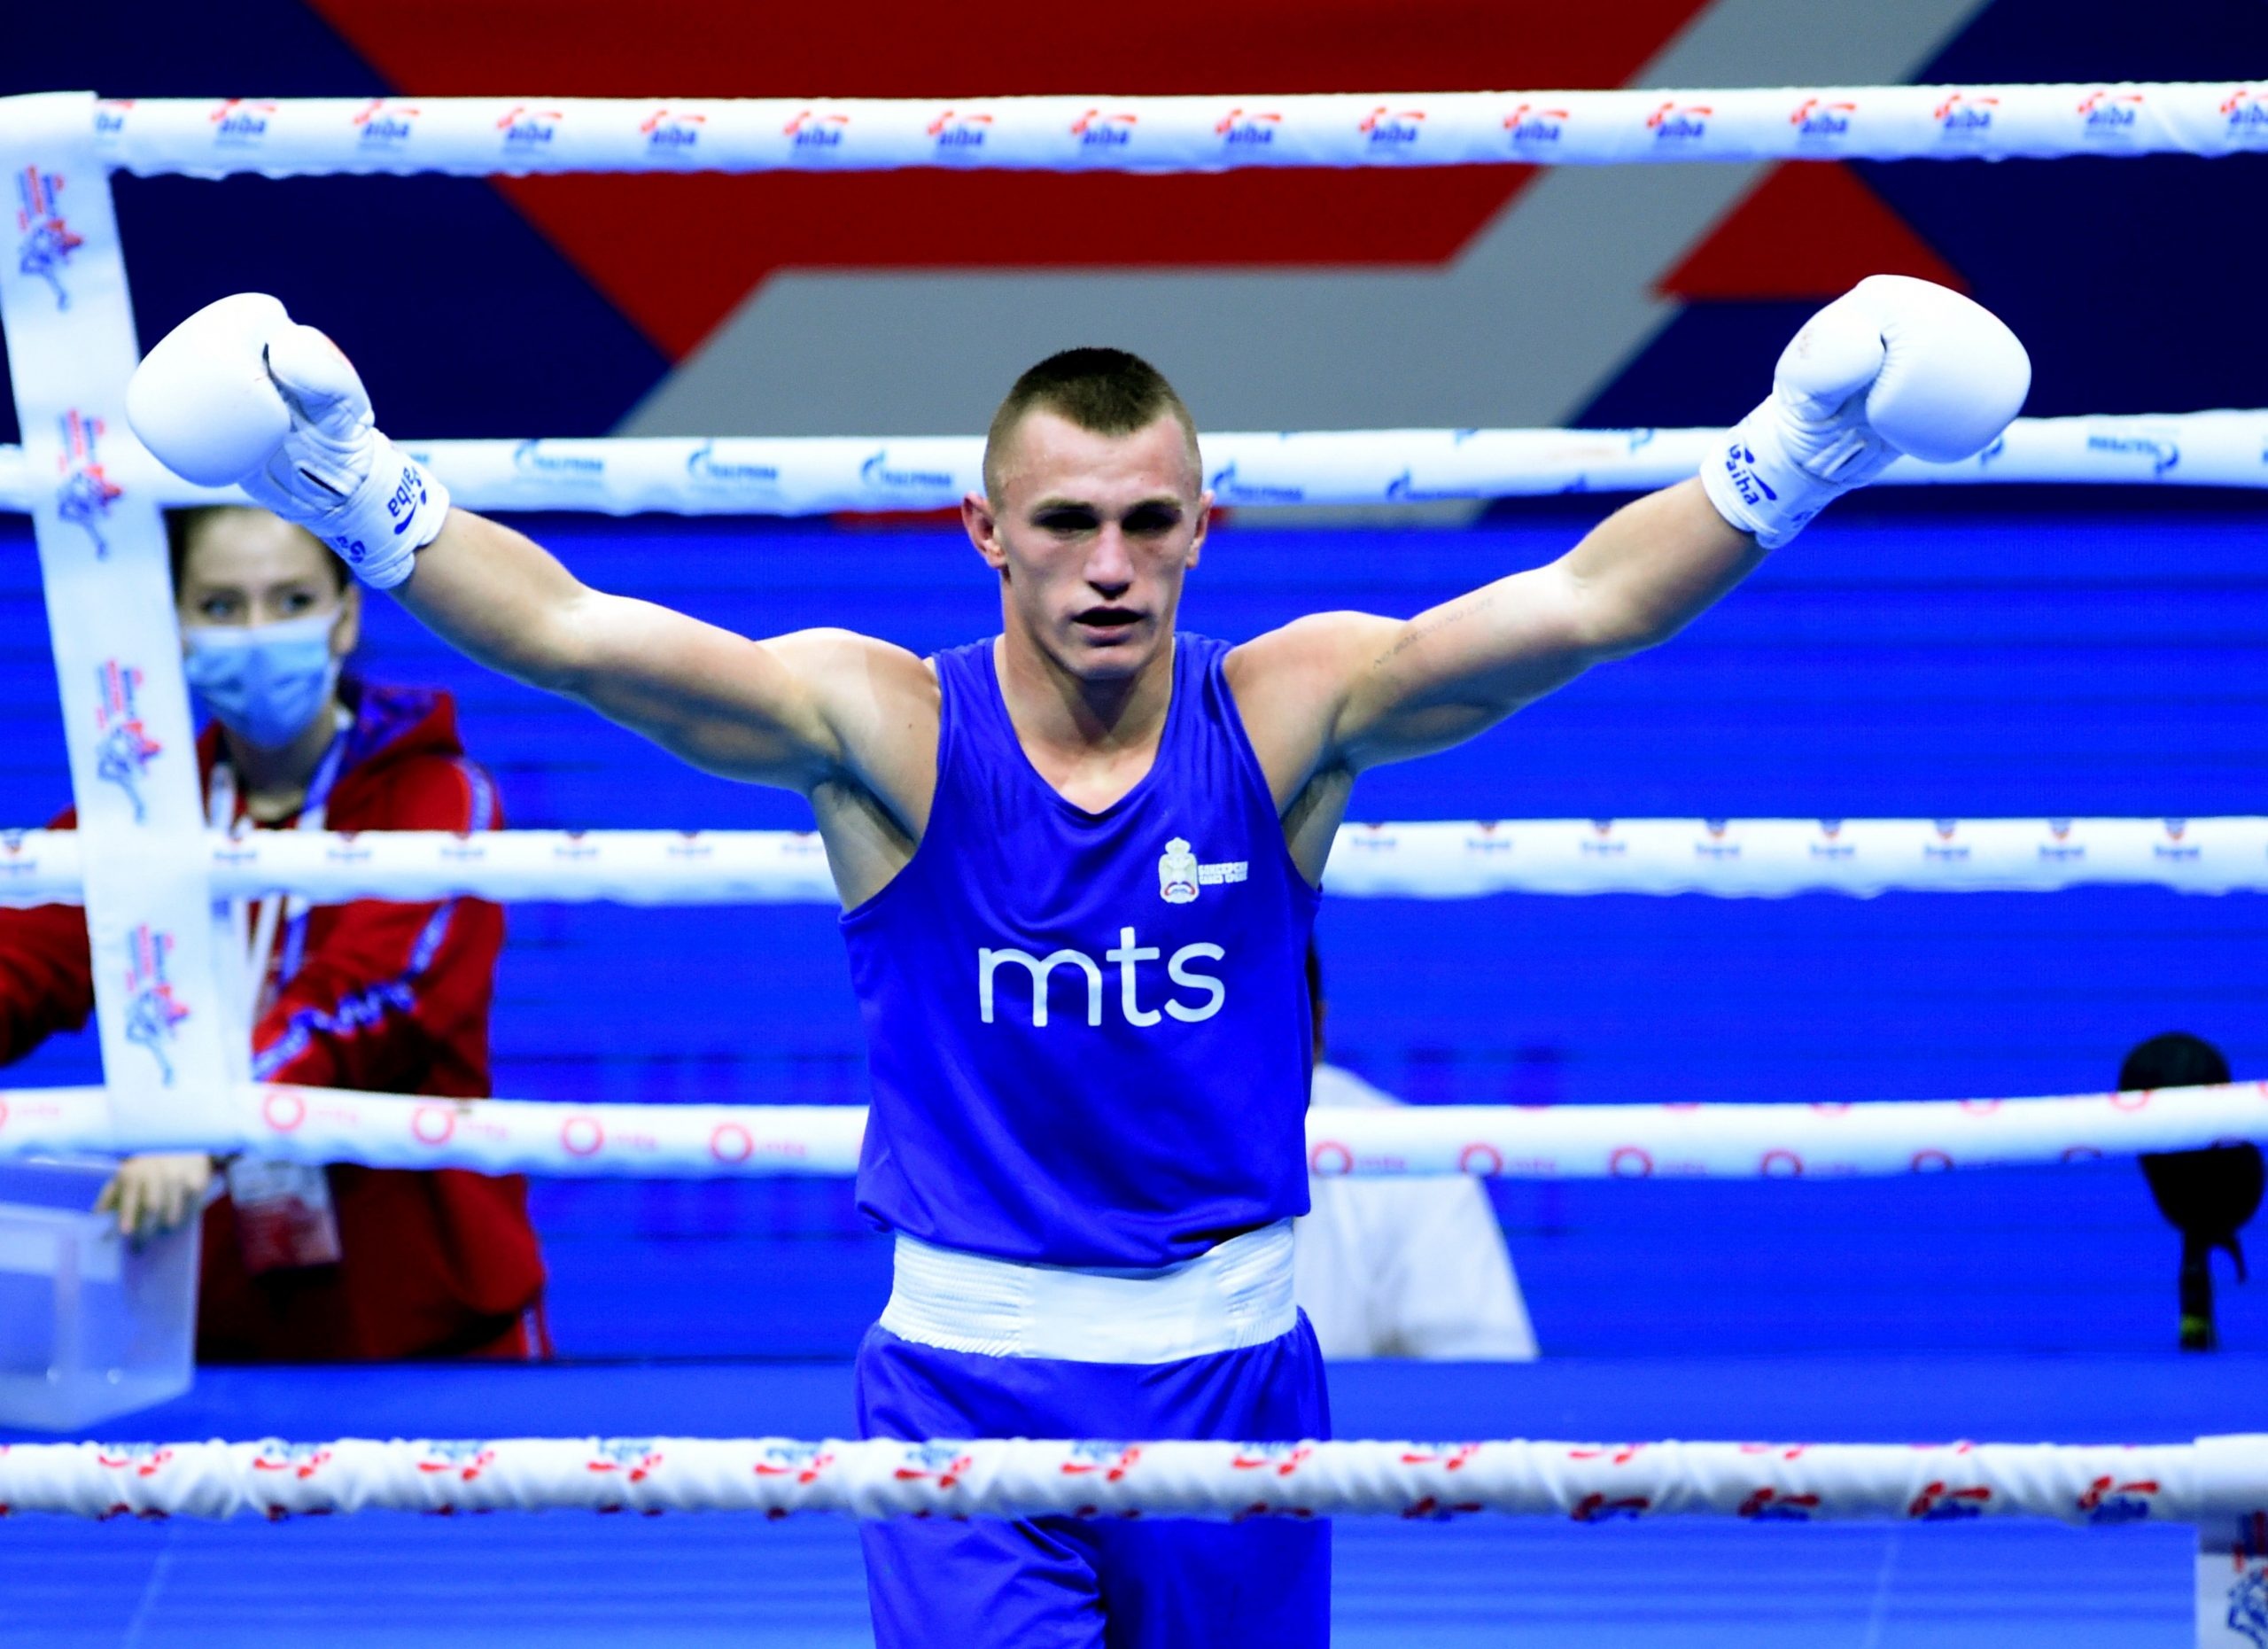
[1036, 507, 1099, 536]
[1123, 503, 1180, 537]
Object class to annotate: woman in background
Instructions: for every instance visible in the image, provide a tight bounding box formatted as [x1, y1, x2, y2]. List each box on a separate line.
[0, 504, 545, 1359]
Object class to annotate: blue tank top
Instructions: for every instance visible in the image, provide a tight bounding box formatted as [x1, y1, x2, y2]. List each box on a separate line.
[841, 634, 1321, 1267]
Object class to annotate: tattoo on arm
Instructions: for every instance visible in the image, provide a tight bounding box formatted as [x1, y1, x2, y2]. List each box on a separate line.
[1381, 589, 1497, 663]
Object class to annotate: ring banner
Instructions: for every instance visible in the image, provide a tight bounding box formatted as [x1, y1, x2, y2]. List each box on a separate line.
[0, 93, 237, 1142]
[4, 819, 2264, 908]
[1, 1079, 2258, 1177]
[4, 415, 2264, 516]
[0, 1432, 2251, 1524]
[84, 85, 2268, 179]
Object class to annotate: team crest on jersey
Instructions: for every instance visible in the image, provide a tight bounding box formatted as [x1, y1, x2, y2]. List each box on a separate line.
[1158, 836, 1247, 903]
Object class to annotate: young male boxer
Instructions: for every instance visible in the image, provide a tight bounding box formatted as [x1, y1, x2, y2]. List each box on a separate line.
[128, 276, 2027, 1645]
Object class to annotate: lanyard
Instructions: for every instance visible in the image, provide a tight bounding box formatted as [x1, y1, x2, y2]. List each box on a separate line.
[207, 708, 353, 1021]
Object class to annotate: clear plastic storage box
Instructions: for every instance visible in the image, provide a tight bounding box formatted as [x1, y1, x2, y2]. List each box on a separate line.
[0, 1157, 198, 1432]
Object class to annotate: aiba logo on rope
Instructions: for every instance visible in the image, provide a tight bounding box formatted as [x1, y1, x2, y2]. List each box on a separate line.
[92, 659, 162, 821]
[785, 111, 850, 151]
[2076, 1474, 2160, 1525]
[2077, 89, 2146, 139]
[1790, 97, 1856, 139]
[351, 99, 420, 148]
[1359, 107, 1425, 148]
[14, 167, 82, 310]
[1502, 104, 1568, 146]
[496, 106, 563, 148]
[2223, 89, 2268, 142]
[928, 111, 992, 152]
[1645, 102, 1712, 142]
[1157, 836, 1246, 903]
[1072, 111, 1138, 150]
[641, 108, 706, 152]
[1215, 108, 1281, 146]
[1934, 94, 1998, 136]
[208, 99, 276, 149]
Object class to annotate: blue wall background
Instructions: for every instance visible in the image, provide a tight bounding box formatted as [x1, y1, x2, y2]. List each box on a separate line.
[5, 496, 2267, 1357]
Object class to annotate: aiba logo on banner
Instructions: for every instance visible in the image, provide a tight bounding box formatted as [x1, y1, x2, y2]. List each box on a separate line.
[14, 166, 83, 309]
[55, 410, 124, 554]
[123, 922, 190, 1085]
[92, 659, 163, 821]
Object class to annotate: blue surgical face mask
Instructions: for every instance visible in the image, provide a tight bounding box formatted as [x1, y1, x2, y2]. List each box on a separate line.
[182, 612, 344, 751]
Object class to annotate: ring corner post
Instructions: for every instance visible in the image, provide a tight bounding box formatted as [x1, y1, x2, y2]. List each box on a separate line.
[2194, 1435, 2268, 1646]
[0, 90, 241, 1154]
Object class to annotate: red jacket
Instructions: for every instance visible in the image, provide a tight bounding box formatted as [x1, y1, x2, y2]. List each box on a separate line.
[0, 681, 546, 1361]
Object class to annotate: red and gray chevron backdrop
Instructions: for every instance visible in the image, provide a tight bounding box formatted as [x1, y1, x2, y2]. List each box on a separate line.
[2, 0, 2263, 444]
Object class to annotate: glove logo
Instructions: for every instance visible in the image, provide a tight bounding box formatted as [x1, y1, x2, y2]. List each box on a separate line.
[384, 468, 427, 536]
[1720, 441, 1777, 507]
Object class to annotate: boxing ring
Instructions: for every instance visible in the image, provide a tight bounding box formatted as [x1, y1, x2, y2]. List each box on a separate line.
[6, 82, 2268, 1645]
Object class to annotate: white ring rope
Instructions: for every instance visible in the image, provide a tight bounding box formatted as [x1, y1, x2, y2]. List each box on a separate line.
[4, 415, 2262, 516]
[1, 1080, 2258, 1177]
[3, 1433, 2259, 1526]
[4, 818, 2262, 909]
[88, 86, 2268, 179]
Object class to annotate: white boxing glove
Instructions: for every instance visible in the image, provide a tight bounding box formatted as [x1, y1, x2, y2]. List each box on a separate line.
[1700, 275, 2031, 549]
[127, 294, 447, 589]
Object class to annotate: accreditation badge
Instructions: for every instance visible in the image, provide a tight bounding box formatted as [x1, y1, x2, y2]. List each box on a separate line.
[224, 1156, 344, 1273]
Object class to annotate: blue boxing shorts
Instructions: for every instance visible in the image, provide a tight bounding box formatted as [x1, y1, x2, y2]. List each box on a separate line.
[853, 1226, 1331, 1649]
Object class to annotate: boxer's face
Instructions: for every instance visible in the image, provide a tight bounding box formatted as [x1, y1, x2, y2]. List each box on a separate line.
[966, 410, 1208, 686]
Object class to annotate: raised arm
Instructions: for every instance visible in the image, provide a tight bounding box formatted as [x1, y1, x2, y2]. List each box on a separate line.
[1269, 276, 2030, 776]
[127, 294, 910, 793]
[396, 508, 884, 787]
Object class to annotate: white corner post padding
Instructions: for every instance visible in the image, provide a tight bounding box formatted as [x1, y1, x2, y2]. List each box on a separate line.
[0, 91, 243, 1152]
[2198, 1435, 2268, 1648]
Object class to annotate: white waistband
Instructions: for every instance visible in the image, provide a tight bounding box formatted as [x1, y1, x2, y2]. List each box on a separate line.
[878, 1221, 1297, 1364]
